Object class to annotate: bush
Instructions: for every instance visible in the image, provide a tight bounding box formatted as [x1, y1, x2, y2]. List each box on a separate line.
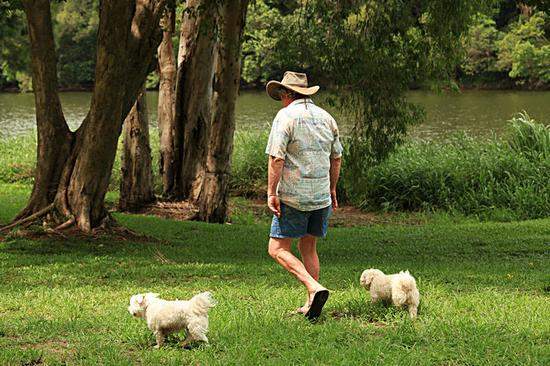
[507, 112, 550, 160]
[229, 131, 269, 197]
[495, 11, 550, 87]
[344, 115, 550, 220]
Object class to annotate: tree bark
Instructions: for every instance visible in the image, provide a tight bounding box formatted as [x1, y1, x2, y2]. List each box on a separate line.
[16, 0, 73, 220]
[60, 0, 166, 232]
[157, 2, 177, 197]
[198, 0, 249, 222]
[13, 0, 166, 233]
[120, 87, 155, 211]
[172, 0, 217, 201]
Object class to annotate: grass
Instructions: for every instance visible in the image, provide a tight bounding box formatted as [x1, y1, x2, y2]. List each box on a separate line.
[1, 183, 549, 365]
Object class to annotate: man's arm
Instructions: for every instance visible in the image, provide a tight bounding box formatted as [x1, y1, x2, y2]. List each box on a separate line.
[329, 157, 342, 209]
[267, 155, 285, 217]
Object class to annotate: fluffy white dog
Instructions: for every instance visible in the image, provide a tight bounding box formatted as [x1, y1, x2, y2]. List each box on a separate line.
[128, 291, 216, 348]
[360, 269, 420, 318]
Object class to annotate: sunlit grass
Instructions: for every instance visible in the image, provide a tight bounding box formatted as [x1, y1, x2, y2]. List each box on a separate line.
[0, 184, 549, 365]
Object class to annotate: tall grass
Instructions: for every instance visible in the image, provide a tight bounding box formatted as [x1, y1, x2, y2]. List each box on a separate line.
[345, 113, 550, 220]
[230, 131, 269, 197]
[507, 112, 550, 160]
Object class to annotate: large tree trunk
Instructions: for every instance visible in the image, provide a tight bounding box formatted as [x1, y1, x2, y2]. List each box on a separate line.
[10, 0, 166, 233]
[58, 0, 166, 232]
[198, 0, 249, 222]
[157, 2, 177, 197]
[172, 0, 217, 201]
[15, 0, 73, 221]
[119, 87, 155, 211]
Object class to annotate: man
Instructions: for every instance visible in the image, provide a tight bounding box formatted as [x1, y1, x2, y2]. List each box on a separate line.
[265, 71, 343, 321]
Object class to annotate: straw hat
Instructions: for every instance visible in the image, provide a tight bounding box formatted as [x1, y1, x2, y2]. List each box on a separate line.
[266, 71, 319, 100]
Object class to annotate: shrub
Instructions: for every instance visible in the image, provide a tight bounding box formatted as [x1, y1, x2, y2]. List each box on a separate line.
[345, 116, 550, 220]
[229, 131, 269, 197]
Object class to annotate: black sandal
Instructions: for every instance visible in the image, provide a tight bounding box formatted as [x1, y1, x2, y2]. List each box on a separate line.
[305, 289, 329, 321]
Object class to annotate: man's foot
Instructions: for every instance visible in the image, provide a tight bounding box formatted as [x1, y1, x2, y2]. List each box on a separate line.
[305, 289, 329, 321]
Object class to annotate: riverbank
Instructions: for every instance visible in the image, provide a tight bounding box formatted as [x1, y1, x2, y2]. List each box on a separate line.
[1, 114, 548, 221]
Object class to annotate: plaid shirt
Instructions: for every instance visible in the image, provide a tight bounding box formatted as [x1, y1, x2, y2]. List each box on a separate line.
[266, 98, 343, 211]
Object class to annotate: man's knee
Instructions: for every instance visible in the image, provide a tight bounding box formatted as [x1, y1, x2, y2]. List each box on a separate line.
[268, 245, 280, 259]
[268, 238, 290, 259]
[298, 235, 317, 253]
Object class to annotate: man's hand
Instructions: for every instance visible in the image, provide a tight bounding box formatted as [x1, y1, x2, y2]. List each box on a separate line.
[330, 190, 338, 211]
[268, 195, 281, 217]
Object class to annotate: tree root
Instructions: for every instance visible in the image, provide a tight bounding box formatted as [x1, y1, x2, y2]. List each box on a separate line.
[0, 203, 55, 233]
[55, 217, 76, 231]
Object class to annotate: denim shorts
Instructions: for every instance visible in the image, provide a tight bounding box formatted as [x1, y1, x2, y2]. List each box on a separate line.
[270, 202, 332, 239]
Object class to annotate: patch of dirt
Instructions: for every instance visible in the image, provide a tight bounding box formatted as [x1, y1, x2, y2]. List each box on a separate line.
[20, 339, 72, 355]
[231, 199, 427, 227]
[136, 200, 199, 221]
[330, 310, 389, 329]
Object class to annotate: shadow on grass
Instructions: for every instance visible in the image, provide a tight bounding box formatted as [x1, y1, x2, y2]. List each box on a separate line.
[328, 297, 416, 327]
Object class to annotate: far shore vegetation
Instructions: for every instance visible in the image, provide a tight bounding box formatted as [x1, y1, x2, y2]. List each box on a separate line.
[1, 0, 549, 93]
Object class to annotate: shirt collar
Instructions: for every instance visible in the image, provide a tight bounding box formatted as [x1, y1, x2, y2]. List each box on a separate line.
[288, 98, 314, 108]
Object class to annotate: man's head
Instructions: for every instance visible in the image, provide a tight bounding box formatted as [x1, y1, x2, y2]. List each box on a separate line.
[278, 88, 307, 107]
[266, 71, 319, 104]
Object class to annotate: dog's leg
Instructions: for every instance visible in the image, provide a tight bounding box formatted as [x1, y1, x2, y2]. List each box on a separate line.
[409, 305, 418, 319]
[154, 330, 165, 348]
[181, 334, 192, 349]
[369, 288, 380, 303]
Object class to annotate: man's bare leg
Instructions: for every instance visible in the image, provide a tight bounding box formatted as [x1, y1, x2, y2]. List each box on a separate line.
[298, 235, 319, 280]
[297, 235, 320, 312]
[268, 237, 326, 313]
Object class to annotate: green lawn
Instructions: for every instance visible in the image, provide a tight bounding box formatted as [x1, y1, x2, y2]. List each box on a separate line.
[0, 183, 549, 365]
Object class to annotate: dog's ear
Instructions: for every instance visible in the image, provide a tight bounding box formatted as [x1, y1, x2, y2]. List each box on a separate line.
[360, 270, 371, 287]
[136, 294, 145, 306]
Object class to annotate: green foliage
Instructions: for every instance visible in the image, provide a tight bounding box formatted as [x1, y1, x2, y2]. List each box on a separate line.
[0, 3, 30, 91]
[0, 184, 549, 364]
[462, 14, 501, 76]
[53, 0, 98, 88]
[241, 1, 287, 84]
[0, 0, 98, 91]
[507, 111, 550, 160]
[495, 11, 550, 86]
[229, 131, 269, 197]
[346, 117, 550, 220]
[279, 1, 483, 185]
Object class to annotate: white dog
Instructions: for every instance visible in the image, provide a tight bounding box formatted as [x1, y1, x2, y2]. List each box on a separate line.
[128, 292, 216, 348]
[360, 269, 420, 318]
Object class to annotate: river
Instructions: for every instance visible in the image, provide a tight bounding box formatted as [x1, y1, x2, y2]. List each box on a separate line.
[0, 90, 548, 140]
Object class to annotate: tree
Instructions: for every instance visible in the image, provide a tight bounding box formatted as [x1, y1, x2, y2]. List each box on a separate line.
[270, 0, 483, 203]
[198, 0, 250, 222]
[157, 1, 177, 197]
[170, 0, 217, 200]
[496, 11, 550, 86]
[119, 87, 155, 212]
[5, 0, 166, 233]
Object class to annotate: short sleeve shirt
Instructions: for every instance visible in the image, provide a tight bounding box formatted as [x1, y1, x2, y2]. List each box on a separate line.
[265, 98, 343, 211]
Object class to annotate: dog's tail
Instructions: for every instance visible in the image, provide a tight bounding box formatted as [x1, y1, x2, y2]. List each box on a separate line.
[190, 291, 217, 314]
[399, 271, 416, 292]
[392, 271, 419, 307]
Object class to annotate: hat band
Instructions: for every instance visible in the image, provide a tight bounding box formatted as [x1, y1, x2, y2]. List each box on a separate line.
[282, 83, 308, 87]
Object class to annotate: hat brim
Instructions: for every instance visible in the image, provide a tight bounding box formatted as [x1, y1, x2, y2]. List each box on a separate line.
[266, 81, 320, 101]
